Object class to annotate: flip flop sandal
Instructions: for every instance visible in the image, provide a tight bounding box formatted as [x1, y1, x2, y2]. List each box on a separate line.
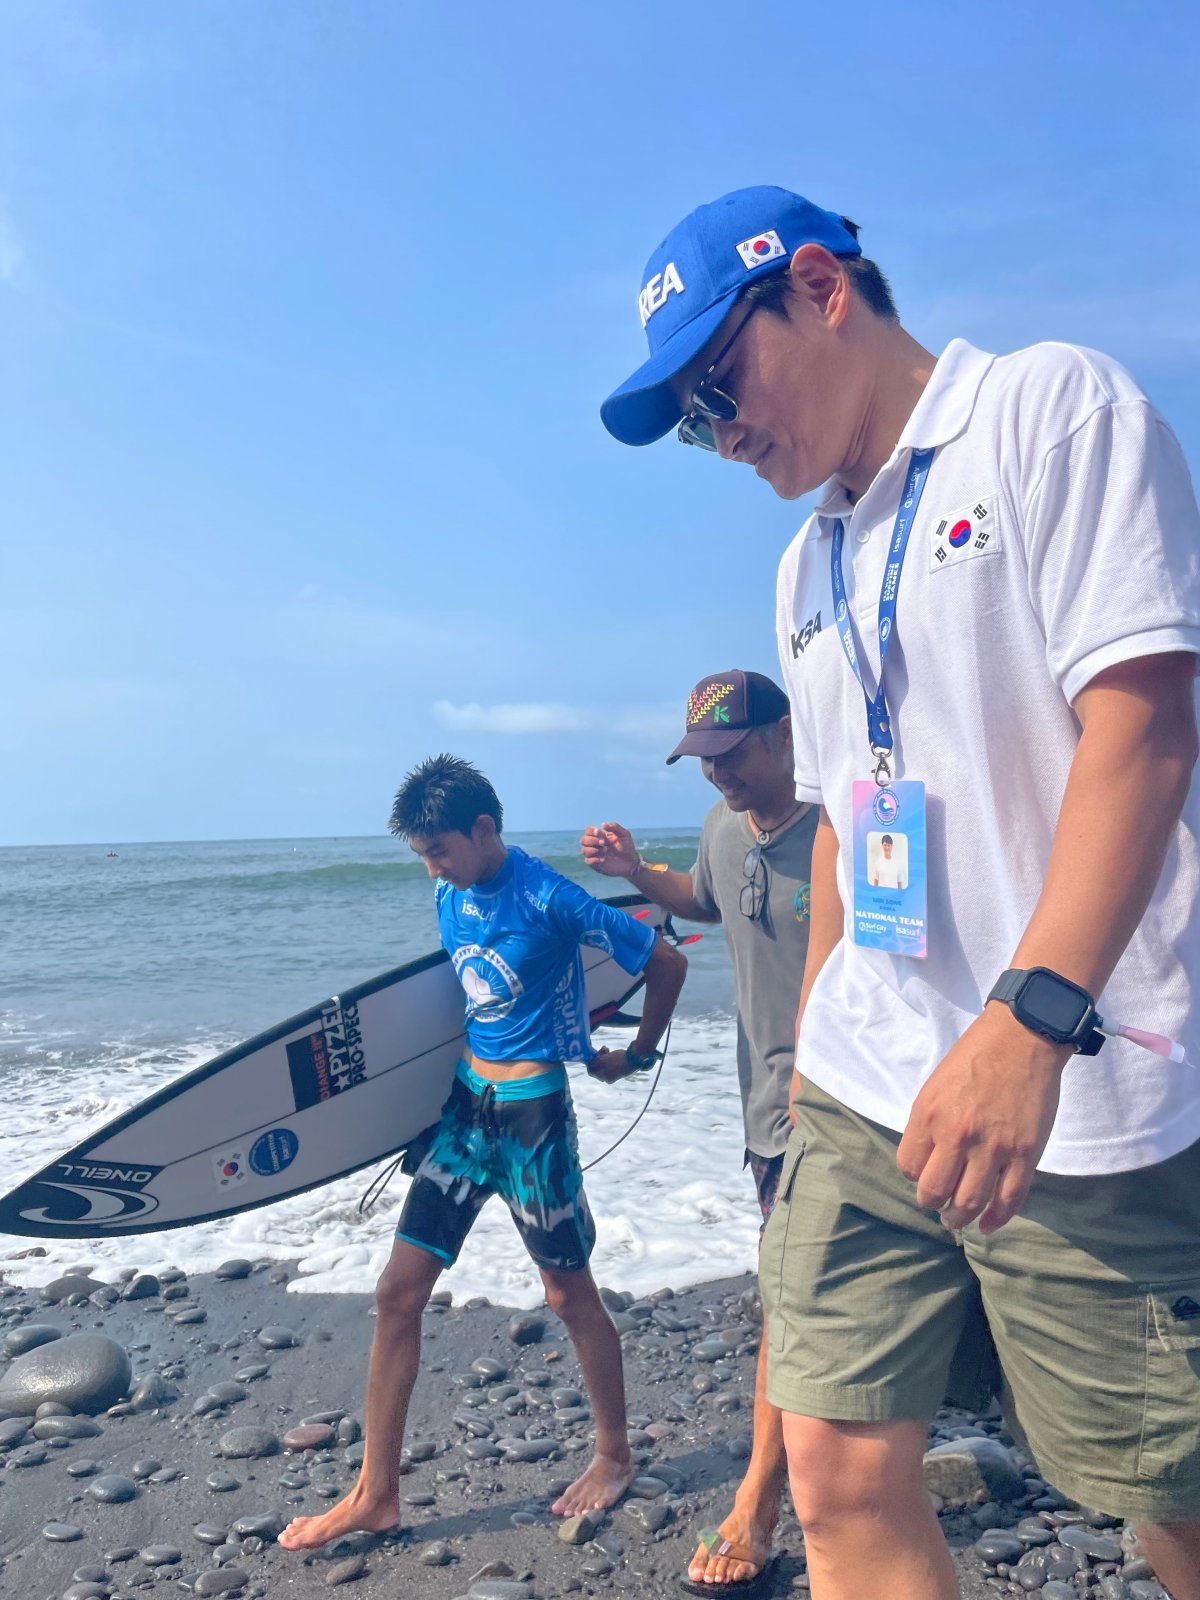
[678, 1531, 780, 1598]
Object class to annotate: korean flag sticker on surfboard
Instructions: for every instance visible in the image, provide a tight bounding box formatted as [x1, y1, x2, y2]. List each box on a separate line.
[735, 229, 786, 269]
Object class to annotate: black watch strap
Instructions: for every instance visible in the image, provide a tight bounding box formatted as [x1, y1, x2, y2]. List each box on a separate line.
[625, 1046, 662, 1072]
[987, 966, 1105, 1054]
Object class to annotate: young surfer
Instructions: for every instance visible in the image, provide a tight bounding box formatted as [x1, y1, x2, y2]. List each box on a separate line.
[280, 753, 687, 1550]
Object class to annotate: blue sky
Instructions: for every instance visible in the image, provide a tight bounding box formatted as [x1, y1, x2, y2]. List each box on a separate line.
[3, 0, 1198, 845]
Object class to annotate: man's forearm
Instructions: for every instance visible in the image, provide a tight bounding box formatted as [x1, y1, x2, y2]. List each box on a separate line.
[1006, 656, 1197, 1001]
[633, 938, 687, 1055]
[627, 862, 719, 924]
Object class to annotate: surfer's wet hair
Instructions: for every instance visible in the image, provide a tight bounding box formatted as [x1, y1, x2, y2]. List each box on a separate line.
[389, 754, 504, 840]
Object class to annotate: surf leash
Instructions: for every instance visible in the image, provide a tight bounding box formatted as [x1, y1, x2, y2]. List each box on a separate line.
[582, 1017, 671, 1173]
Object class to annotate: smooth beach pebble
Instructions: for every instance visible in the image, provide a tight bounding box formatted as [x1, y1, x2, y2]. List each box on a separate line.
[323, 1554, 368, 1585]
[419, 1541, 453, 1566]
[42, 1522, 84, 1541]
[215, 1260, 253, 1280]
[205, 1471, 242, 1491]
[130, 1458, 161, 1479]
[121, 1274, 159, 1300]
[506, 1314, 545, 1346]
[33, 1414, 102, 1440]
[89, 1475, 138, 1503]
[283, 1422, 335, 1451]
[10, 1443, 49, 1466]
[974, 1529, 1024, 1565]
[0, 1332, 132, 1416]
[498, 1436, 557, 1461]
[404, 1438, 436, 1462]
[71, 1566, 109, 1585]
[194, 1572, 250, 1597]
[217, 1425, 280, 1459]
[4, 1324, 62, 1358]
[67, 1458, 100, 1477]
[256, 1325, 301, 1350]
[139, 1543, 182, 1565]
[0, 1417, 31, 1448]
[192, 1523, 230, 1545]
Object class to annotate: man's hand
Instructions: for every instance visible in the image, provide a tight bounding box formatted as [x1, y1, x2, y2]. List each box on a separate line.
[896, 1005, 1071, 1234]
[587, 1047, 636, 1083]
[581, 823, 640, 878]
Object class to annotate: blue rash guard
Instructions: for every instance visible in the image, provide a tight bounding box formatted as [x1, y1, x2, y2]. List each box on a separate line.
[435, 846, 657, 1064]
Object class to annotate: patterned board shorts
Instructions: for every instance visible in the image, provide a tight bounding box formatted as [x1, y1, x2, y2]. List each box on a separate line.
[396, 1059, 596, 1274]
[746, 1147, 786, 1230]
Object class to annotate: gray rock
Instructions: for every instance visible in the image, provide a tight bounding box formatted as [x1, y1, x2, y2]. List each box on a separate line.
[466, 1583, 532, 1600]
[256, 1324, 301, 1349]
[131, 1457, 161, 1479]
[127, 1372, 178, 1410]
[471, 1357, 508, 1380]
[1058, 1523, 1123, 1563]
[623, 1498, 673, 1533]
[975, 1528, 1024, 1565]
[0, 1417, 30, 1448]
[67, 1457, 100, 1476]
[0, 1332, 131, 1415]
[922, 1436, 1025, 1503]
[4, 1323, 62, 1358]
[9, 1441, 48, 1466]
[559, 1512, 599, 1544]
[40, 1274, 106, 1304]
[172, 1306, 207, 1324]
[497, 1435, 557, 1461]
[232, 1511, 285, 1540]
[215, 1260, 253, 1280]
[139, 1543, 182, 1565]
[628, 1475, 669, 1498]
[419, 1541, 453, 1566]
[206, 1470, 242, 1491]
[89, 1475, 139, 1503]
[195, 1572, 250, 1597]
[1127, 1585, 1171, 1600]
[404, 1438, 437, 1463]
[325, 1555, 367, 1584]
[1098, 1581, 1133, 1599]
[192, 1523, 231, 1545]
[42, 1522, 84, 1541]
[506, 1314, 545, 1346]
[217, 1425, 281, 1459]
[32, 1414, 101, 1440]
[121, 1273, 160, 1300]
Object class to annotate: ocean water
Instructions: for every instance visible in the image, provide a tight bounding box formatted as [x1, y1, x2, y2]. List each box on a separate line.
[1, 833, 755, 1308]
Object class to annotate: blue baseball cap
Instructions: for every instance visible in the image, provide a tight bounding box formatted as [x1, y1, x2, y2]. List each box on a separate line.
[600, 186, 861, 447]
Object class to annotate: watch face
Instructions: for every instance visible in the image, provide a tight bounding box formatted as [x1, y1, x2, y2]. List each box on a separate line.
[1020, 971, 1089, 1036]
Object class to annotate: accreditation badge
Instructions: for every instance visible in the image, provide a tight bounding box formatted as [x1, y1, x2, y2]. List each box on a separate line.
[851, 780, 927, 957]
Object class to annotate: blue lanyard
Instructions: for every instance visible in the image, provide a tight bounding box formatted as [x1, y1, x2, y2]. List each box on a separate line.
[830, 447, 934, 781]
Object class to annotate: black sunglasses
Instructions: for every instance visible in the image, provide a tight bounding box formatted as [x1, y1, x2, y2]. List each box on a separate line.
[739, 843, 768, 922]
[677, 303, 758, 452]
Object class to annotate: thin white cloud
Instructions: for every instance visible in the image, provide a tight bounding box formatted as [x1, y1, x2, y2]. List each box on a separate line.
[433, 700, 587, 735]
[433, 699, 680, 740]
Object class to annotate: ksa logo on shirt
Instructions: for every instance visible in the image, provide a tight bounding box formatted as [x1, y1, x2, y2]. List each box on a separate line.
[453, 944, 523, 1022]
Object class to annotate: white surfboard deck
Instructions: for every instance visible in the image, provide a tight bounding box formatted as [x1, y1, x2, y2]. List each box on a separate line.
[0, 895, 675, 1239]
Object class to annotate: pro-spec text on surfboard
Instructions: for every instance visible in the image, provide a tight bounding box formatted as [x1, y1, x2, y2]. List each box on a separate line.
[286, 999, 368, 1112]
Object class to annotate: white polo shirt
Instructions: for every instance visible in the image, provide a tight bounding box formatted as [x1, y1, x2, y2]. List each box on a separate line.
[775, 338, 1200, 1175]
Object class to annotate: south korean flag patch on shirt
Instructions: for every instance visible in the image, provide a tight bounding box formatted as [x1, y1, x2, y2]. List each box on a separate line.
[929, 494, 1001, 572]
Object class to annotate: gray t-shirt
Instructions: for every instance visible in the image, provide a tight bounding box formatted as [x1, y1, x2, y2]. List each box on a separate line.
[691, 799, 817, 1158]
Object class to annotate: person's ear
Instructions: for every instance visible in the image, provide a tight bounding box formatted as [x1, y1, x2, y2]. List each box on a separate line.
[777, 713, 794, 751]
[787, 244, 851, 327]
[472, 815, 496, 845]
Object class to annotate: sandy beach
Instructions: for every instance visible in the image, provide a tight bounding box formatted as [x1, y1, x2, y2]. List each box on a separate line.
[1, 1256, 1156, 1600]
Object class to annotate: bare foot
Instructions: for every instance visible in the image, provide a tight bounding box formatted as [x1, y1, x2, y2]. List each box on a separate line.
[687, 1502, 774, 1588]
[551, 1450, 636, 1516]
[278, 1489, 401, 1551]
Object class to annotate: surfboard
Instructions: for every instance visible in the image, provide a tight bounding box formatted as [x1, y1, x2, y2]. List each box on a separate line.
[0, 895, 680, 1240]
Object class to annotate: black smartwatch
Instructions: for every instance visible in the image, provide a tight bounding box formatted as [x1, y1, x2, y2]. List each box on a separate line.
[986, 967, 1105, 1055]
[624, 1045, 663, 1072]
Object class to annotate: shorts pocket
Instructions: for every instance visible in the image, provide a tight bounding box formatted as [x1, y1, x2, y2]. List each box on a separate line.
[764, 1135, 806, 1351]
[1138, 1287, 1200, 1481]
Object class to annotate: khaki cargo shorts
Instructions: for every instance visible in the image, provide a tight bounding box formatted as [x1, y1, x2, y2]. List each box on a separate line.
[759, 1077, 1200, 1521]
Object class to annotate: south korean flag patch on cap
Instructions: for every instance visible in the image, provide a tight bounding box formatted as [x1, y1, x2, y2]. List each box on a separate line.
[735, 229, 787, 269]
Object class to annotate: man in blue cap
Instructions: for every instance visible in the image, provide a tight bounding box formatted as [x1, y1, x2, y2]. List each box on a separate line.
[602, 188, 1200, 1600]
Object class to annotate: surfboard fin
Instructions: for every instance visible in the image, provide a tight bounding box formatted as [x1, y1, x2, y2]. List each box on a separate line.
[592, 1008, 645, 1030]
